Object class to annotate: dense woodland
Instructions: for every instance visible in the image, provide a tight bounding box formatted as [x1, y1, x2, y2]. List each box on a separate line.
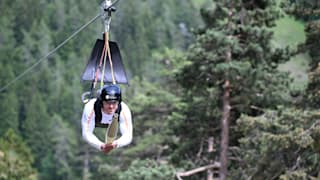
[1, 0, 320, 179]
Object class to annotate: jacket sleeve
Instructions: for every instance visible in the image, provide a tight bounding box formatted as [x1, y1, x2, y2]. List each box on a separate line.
[81, 100, 104, 150]
[114, 102, 133, 148]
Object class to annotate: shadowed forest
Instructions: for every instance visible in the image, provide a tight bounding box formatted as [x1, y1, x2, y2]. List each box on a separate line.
[1, 0, 320, 179]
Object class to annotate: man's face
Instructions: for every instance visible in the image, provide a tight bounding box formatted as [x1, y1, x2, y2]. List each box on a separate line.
[102, 101, 119, 114]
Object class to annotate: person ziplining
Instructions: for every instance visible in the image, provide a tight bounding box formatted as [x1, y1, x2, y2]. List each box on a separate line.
[81, 0, 132, 153]
[0, 0, 132, 153]
[81, 84, 132, 153]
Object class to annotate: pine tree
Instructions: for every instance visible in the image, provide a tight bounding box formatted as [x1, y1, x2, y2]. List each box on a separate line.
[119, 159, 176, 180]
[237, 108, 320, 179]
[284, 0, 320, 108]
[0, 0, 207, 178]
[10, 0, 43, 43]
[0, 129, 38, 179]
[0, 65, 19, 136]
[172, 0, 293, 178]
[305, 63, 320, 108]
[0, 5, 21, 134]
[20, 91, 53, 174]
[111, 0, 200, 77]
[49, 114, 78, 179]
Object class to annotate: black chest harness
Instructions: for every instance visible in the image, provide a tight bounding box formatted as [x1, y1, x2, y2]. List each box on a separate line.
[94, 99, 121, 128]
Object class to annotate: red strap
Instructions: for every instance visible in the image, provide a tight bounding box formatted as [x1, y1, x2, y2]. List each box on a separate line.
[93, 43, 106, 88]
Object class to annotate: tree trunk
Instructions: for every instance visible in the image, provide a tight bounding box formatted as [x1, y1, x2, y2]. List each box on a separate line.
[219, 45, 232, 179]
[207, 136, 214, 180]
[82, 146, 90, 180]
[219, 79, 231, 179]
[207, 169, 213, 180]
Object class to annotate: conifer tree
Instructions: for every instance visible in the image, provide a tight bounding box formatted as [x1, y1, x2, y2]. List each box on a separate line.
[9, 0, 43, 43]
[284, 0, 320, 108]
[0, 10, 20, 136]
[0, 0, 207, 178]
[0, 65, 19, 136]
[237, 108, 320, 179]
[172, 0, 292, 178]
[0, 129, 37, 179]
[112, 0, 199, 77]
[51, 114, 78, 179]
[20, 91, 53, 175]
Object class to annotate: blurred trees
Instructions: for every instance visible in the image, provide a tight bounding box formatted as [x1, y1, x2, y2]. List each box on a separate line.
[111, 0, 199, 78]
[168, 0, 293, 178]
[119, 159, 176, 180]
[237, 108, 320, 179]
[283, 0, 320, 108]
[0, 129, 37, 179]
[1, 0, 320, 179]
[0, 0, 199, 179]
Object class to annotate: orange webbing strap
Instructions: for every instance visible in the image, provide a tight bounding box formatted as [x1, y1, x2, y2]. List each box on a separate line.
[86, 109, 95, 132]
[93, 42, 106, 89]
[104, 32, 116, 85]
[121, 111, 130, 130]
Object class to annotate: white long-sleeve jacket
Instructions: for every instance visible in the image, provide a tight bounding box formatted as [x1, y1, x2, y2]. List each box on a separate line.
[81, 99, 133, 151]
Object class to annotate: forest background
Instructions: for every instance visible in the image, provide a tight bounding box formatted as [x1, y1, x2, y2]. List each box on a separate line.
[1, 0, 320, 179]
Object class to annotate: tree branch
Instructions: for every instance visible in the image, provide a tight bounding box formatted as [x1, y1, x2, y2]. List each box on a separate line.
[196, 138, 204, 158]
[176, 162, 221, 180]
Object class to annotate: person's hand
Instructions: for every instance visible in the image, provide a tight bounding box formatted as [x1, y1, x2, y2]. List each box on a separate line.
[101, 143, 117, 154]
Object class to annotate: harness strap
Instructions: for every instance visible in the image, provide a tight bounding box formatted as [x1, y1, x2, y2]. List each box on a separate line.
[121, 110, 129, 131]
[105, 111, 119, 143]
[94, 42, 106, 89]
[86, 109, 95, 132]
[104, 32, 116, 85]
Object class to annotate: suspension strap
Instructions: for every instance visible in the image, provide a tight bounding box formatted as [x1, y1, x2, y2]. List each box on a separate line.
[81, 0, 120, 103]
[100, 0, 117, 88]
[84, 38, 106, 102]
[94, 42, 106, 89]
[105, 32, 116, 85]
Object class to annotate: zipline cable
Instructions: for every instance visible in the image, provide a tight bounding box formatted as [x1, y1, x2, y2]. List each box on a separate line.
[0, 13, 101, 93]
[0, 0, 122, 93]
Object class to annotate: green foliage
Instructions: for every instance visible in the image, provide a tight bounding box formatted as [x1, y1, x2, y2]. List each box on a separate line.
[117, 77, 180, 164]
[50, 114, 78, 179]
[0, 67, 19, 136]
[0, 0, 199, 178]
[282, 0, 320, 21]
[283, 0, 320, 108]
[20, 91, 54, 176]
[89, 163, 119, 180]
[272, 16, 306, 49]
[0, 129, 37, 179]
[305, 64, 320, 108]
[304, 21, 320, 71]
[112, 0, 199, 77]
[170, 1, 294, 173]
[279, 170, 316, 180]
[1, 0, 318, 179]
[236, 108, 320, 179]
[119, 159, 176, 180]
[178, 0, 293, 115]
[272, 16, 307, 91]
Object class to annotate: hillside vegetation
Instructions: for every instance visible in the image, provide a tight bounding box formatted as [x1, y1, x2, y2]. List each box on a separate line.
[1, 0, 319, 179]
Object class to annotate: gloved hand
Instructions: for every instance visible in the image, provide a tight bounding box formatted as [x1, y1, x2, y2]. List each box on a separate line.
[101, 143, 117, 154]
